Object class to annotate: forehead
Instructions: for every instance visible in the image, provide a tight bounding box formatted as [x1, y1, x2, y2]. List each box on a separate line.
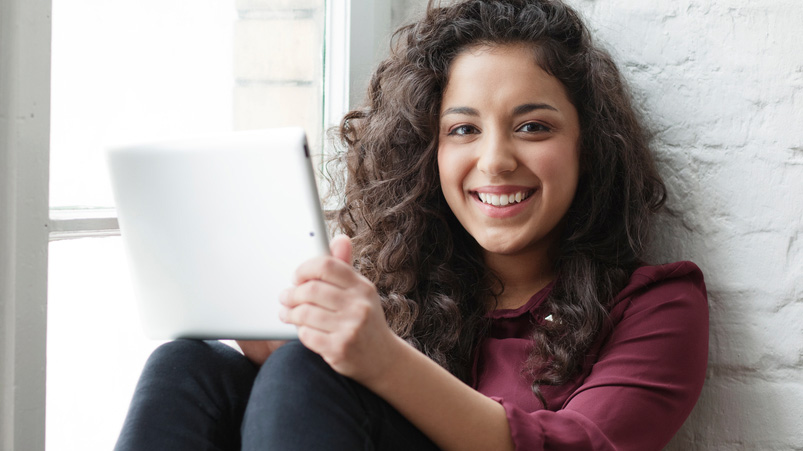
[441, 43, 571, 108]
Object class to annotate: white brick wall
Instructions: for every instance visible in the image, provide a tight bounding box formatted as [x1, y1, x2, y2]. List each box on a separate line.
[395, 1, 803, 449]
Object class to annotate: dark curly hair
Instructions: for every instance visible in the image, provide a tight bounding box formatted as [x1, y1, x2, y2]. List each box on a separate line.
[325, 0, 666, 407]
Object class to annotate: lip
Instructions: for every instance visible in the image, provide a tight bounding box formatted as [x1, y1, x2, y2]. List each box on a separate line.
[469, 185, 537, 219]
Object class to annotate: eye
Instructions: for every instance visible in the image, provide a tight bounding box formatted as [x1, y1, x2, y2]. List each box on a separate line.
[516, 122, 551, 133]
[448, 124, 480, 136]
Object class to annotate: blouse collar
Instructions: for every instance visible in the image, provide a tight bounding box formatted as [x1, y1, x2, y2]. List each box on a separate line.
[486, 280, 555, 320]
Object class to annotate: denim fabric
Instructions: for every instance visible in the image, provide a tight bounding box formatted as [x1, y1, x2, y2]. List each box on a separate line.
[114, 340, 439, 451]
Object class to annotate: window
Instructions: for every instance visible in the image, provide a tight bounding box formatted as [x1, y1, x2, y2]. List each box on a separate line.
[0, 0, 391, 449]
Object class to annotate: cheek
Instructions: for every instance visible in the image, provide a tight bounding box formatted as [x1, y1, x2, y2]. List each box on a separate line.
[536, 148, 580, 199]
[437, 147, 459, 192]
[436, 147, 446, 183]
[436, 146, 469, 215]
[436, 148, 447, 194]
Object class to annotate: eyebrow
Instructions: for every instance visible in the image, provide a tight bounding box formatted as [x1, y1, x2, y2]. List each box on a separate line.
[440, 106, 479, 117]
[440, 103, 559, 118]
[513, 103, 559, 115]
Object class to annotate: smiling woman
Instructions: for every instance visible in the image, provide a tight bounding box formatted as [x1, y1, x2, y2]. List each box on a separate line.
[114, 1, 708, 450]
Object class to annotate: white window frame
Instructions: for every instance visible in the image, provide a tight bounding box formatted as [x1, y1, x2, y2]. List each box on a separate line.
[325, 0, 391, 120]
[1, 1, 51, 449]
[0, 0, 391, 449]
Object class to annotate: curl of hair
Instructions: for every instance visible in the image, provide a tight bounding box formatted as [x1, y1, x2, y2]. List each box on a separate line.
[325, 0, 666, 401]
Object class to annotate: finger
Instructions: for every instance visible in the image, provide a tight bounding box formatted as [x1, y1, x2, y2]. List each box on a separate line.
[295, 325, 332, 357]
[330, 234, 352, 264]
[281, 281, 343, 311]
[279, 303, 339, 333]
[294, 255, 359, 287]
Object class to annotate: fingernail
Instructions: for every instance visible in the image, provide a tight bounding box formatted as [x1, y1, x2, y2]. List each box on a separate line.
[278, 305, 288, 322]
[279, 289, 289, 305]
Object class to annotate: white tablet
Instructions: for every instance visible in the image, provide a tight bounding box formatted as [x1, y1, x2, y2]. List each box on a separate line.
[107, 127, 329, 340]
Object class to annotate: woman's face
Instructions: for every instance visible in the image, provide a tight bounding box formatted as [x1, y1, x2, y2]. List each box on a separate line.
[437, 43, 580, 262]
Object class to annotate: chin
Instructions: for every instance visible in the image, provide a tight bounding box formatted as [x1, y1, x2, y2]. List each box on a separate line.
[476, 237, 530, 256]
[474, 228, 556, 260]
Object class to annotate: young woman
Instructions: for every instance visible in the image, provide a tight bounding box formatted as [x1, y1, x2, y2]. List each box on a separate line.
[115, 1, 708, 449]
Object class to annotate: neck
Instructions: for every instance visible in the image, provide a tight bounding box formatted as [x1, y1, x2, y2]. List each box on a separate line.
[484, 248, 555, 311]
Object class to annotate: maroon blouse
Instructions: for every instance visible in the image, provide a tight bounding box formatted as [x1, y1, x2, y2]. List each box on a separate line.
[472, 261, 708, 450]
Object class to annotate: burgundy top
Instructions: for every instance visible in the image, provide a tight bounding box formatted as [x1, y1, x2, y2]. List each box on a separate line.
[472, 261, 708, 450]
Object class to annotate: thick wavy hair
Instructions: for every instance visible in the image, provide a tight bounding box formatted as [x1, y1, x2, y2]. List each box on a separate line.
[326, 0, 666, 405]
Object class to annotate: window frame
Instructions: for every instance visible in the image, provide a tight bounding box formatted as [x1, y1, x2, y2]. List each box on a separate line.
[0, 0, 391, 449]
[1, 0, 51, 449]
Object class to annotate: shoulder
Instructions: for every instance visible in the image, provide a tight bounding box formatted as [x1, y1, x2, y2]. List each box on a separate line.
[609, 261, 708, 323]
[591, 261, 709, 391]
[618, 261, 705, 300]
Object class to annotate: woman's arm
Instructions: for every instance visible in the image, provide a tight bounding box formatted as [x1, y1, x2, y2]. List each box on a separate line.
[369, 334, 516, 451]
[376, 264, 708, 451]
[279, 235, 515, 451]
[478, 263, 709, 450]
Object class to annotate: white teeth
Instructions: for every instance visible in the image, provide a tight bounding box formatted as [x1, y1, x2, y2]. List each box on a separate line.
[476, 190, 530, 206]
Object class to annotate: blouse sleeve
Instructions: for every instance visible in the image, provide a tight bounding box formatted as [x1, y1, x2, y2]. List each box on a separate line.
[497, 263, 709, 450]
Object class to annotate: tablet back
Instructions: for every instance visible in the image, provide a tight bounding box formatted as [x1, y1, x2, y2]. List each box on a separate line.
[107, 127, 329, 339]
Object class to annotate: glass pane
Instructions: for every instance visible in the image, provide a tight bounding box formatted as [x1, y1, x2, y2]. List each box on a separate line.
[47, 2, 328, 449]
[232, 1, 327, 150]
[46, 237, 163, 450]
[50, 0, 325, 208]
[50, 0, 327, 210]
[50, 0, 236, 209]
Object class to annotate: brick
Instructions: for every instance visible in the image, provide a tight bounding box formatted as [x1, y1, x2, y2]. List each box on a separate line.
[666, 378, 803, 450]
[235, 0, 324, 11]
[708, 297, 803, 369]
[233, 83, 322, 144]
[234, 18, 321, 82]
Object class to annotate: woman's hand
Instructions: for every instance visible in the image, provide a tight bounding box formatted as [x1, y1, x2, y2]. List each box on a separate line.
[235, 340, 287, 366]
[278, 235, 399, 386]
[279, 236, 514, 451]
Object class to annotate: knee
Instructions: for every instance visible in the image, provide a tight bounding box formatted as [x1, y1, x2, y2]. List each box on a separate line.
[148, 339, 210, 363]
[144, 339, 253, 381]
[263, 340, 321, 370]
[262, 340, 337, 376]
[254, 340, 335, 391]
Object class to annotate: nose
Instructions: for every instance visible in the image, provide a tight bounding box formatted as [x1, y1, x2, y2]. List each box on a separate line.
[476, 131, 517, 175]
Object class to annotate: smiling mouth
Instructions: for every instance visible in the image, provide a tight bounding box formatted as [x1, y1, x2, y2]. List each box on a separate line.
[474, 189, 534, 207]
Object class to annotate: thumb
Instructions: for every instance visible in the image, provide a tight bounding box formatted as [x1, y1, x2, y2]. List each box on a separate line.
[329, 234, 352, 265]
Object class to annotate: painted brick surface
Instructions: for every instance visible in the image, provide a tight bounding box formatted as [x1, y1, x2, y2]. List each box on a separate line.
[233, 84, 320, 130]
[396, 0, 803, 449]
[567, 3, 803, 448]
[233, 0, 324, 146]
[235, 0, 323, 10]
[234, 18, 318, 81]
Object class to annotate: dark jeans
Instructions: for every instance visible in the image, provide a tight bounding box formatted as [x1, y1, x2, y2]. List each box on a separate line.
[114, 339, 440, 450]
